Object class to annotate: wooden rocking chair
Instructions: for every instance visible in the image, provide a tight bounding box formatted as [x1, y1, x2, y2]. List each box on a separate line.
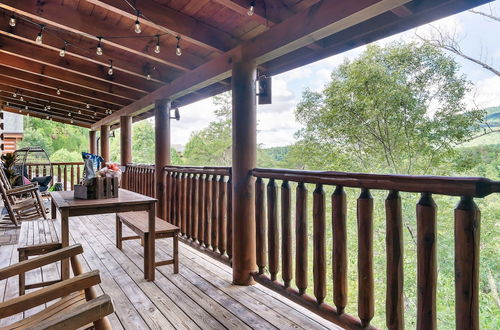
[0, 172, 47, 227]
[0, 244, 114, 329]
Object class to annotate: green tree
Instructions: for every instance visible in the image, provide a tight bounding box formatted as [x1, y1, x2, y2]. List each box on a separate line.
[291, 42, 484, 174]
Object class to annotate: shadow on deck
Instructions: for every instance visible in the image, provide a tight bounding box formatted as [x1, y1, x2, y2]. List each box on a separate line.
[0, 214, 341, 329]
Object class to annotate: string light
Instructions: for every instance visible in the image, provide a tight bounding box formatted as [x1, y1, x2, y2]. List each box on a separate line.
[25, 105, 28, 110]
[108, 59, 114, 75]
[56, 88, 61, 95]
[9, 15, 16, 27]
[86, 103, 90, 109]
[154, 35, 161, 54]
[146, 73, 151, 80]
[248, 1, 255, 16]
[20, 96, 24, 102]
[68, 113, 71, 117]
[134, 11, 142, 34]
[70, 119, 74, 124]
[12, 91, 17, 98]
[96, 37, 103, 56]
[59, 43, 66, 57]
[176, 36, 182, 56]
[47, 104, 51, 110]
[78, 109, 82, 114]
[94, 111, 97, 116]
[35, 25, 44, 44]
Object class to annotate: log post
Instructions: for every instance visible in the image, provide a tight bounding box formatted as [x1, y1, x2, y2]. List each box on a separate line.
[231, 60, 257, 285]
[89, 130, 97, 154]
[120, 116, 132, 166]
[100, 125, 110, 163]
[155, 99, 171, 220]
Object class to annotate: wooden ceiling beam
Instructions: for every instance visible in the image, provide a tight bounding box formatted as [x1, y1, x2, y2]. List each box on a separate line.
[1, 102, 91, 128]
[0, 18, 172, 84]
[0, 52, 143, 101]
[0, 80, 108, 116]
[92, 0, 411, 130]
[0, 66, 128, 108]
[0, 0, 204, 72]
[0, 74, 118, 110]
[0, 36, 161, 94]
[0, 89, 103, 121]
[84, 0, 237, 53]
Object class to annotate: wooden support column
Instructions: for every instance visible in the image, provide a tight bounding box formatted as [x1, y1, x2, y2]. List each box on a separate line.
[231, 60, 257, 285]
[155, 99, 171, 220]
[100, 125, 110, 163]
[120, 116, 132, 166]
[89, 130, 97, 154]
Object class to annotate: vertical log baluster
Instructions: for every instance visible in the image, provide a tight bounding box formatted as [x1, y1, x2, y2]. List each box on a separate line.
[70, 165, 75, 190]
[332, 186, 347, 314]
[204, 175, 212, 248]
[357, 188, 374, 327]
[198, 174, 205, 246]
[43, 164, 47, 176]
[295, 182, 308, 295]
[35, 165, 40, 177]
[455, 196, 480, 330]
[181, 173, 187, 232]
[416, 192, 437, 330]
[77, 165, 81, 185]
[281, 180, 292, 288]
[211, 175, 219, 252]
[313, 183, 326, 304]
[255, 177, 267, 274]
[63, 165, 68, 190]
[191, 174, 199, 241]
[28, 165, 32, 179]
[267, 178, 279, 281]
[172, 172, 179, 227]
[57, 165, 61, 187]
[386, 190, 404, 330]
[186, 173, 192, 238]
[218, 175, 227, 255]
[50, 165, 55, 185]
[165, 171, 171, 222]
[226, 176, 233, 260]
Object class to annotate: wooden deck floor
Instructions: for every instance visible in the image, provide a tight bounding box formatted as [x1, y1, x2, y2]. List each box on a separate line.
[0, 214, 341, 329]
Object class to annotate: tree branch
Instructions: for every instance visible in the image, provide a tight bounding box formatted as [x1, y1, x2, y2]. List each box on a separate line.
[469, 9, 500, 22]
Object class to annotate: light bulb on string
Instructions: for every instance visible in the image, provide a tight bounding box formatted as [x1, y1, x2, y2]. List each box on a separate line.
[94, 111, 97, 117]
[71, 119, 74, 124]
[35, 25, 44, 44]
[108, 60, 114, 75]
[176, 36, 182, 56]
[68, 113, 71, 117]
[78, 109, 82, 114]
[47, 104, 51, 110]
[12, 91, 17, 98]
[25, 105, 28, 110]
[9, 15, 16, 27]
[146, 73, 151, 80]
[56, 88, 61, 95]
[20, 96, 24, 102]
[96, 37, 103, 55]
[86, 103, 90, 109]
[134, 13, 142, 34]
[154, 35, 161, 54]
[59, 44, 66, 57]
[247, 1, 255, 16]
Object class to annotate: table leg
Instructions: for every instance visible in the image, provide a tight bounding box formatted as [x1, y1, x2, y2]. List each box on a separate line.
[60, 209, 70, 280]
[147, 203, 156, 281]
[51, 198, 57, 219]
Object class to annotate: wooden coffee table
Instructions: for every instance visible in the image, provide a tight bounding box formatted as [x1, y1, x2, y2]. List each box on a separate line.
[50, 189, 158, 281]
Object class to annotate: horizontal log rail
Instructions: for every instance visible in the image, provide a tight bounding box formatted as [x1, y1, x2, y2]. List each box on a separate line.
[26, 162, 84, 191]
[252, 168, 500, 197]
[251, 168, 499, 330]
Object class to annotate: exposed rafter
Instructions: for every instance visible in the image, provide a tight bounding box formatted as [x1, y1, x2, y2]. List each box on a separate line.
[0, 0, 205, 72]
[84, 0, 238, 53]
[1, 102, 92, 127]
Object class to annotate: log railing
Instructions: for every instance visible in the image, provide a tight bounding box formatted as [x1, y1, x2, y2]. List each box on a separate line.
[251, 168, 499, 330]
[122, 164, 155, 197]
[124, 164, 233, 264]
[26, 162, 84, 191]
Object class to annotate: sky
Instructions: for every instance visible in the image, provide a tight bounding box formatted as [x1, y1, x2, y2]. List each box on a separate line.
[166, 2, 500, 148]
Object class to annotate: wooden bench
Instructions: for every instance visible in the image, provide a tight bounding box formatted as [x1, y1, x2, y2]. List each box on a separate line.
[17, 219, 62, 295]
[116, 211, 180, 274]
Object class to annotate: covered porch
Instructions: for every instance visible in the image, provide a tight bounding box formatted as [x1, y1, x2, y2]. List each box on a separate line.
[1, 0, 499, 329]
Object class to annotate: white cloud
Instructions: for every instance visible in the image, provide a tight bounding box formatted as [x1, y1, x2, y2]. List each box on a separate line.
[466, 75, 500, 109]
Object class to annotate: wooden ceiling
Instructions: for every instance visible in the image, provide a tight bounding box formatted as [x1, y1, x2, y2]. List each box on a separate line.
[0, 0, 492, 129]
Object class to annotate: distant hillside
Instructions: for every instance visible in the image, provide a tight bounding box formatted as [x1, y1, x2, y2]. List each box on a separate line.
[262, 146, 290, 162]
[462, 105, 500, 147]
[482, 106, 500, 128]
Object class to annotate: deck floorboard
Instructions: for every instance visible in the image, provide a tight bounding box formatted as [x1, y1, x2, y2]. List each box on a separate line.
[0, 214, 342, 330]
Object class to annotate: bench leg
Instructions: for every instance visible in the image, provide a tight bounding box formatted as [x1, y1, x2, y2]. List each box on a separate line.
[18, 250, 27, 296]
[143, 233, 150, 280]
[116, 215, 122, 250]
[173, 232, 179, 274]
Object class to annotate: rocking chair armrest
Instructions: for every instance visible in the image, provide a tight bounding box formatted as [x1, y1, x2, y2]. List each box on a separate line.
[0, 270, 101, 319]
[31, 294, 114, 330]
[0, 244, 83, 280]
[6, 183, 39, 195]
